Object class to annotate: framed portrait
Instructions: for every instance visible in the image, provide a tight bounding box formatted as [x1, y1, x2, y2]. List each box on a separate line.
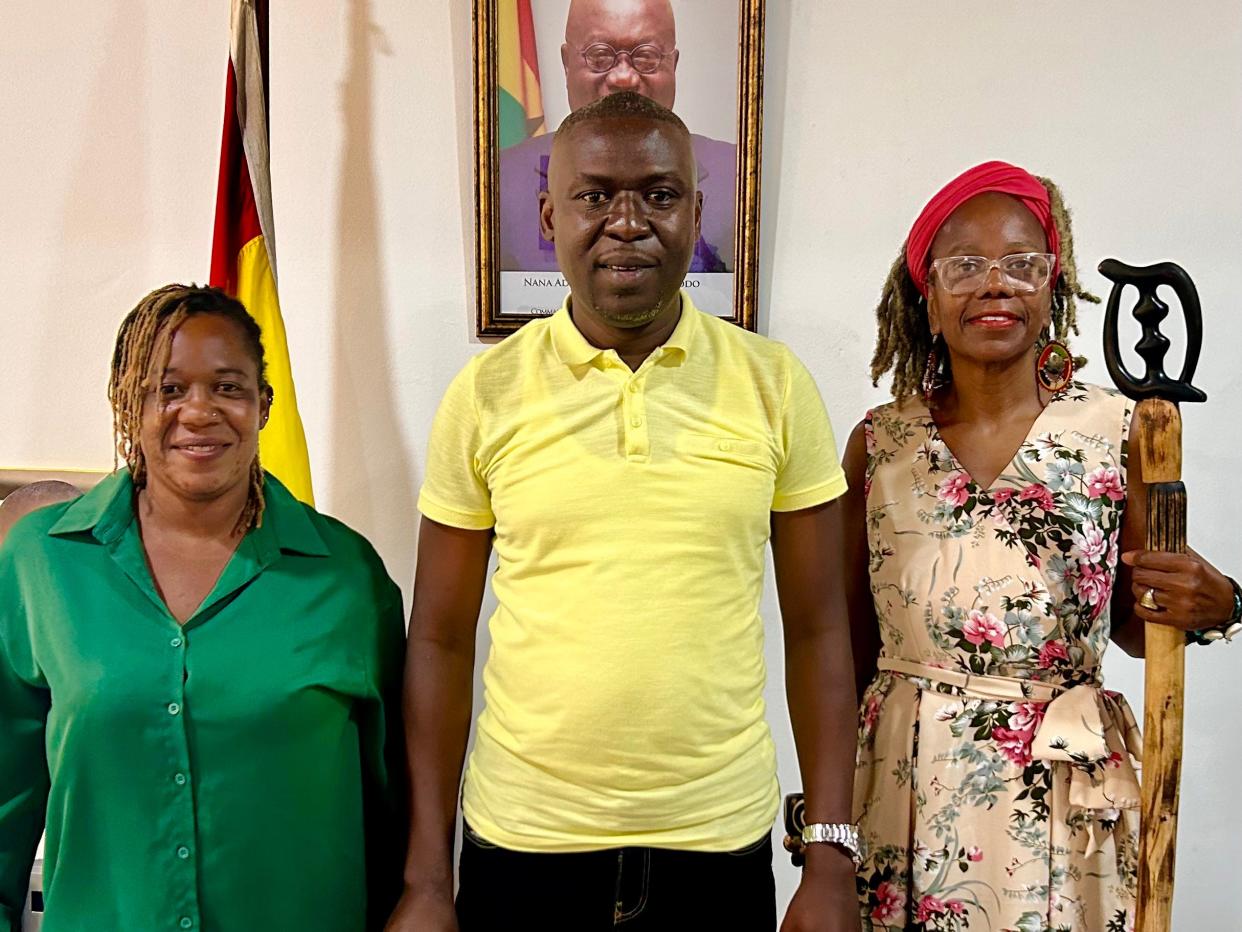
[474, 0, 765, 336]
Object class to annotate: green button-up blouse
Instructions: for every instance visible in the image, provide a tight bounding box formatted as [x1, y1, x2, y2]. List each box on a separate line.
[0, 471, 407, 932]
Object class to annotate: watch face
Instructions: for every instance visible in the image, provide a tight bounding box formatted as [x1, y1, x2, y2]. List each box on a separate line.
[783, 793, 807, 836]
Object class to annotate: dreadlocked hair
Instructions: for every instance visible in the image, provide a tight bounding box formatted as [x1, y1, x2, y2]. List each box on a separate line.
[108, 284, 270, 535]
[869, 176, 1101, 401]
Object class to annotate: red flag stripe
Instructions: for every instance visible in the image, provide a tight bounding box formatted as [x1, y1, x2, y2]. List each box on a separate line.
[518, 0, 540, 75]
[209, 59, 262, 292]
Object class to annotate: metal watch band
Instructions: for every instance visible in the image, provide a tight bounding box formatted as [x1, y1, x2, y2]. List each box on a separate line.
[800, 822, 862, 865]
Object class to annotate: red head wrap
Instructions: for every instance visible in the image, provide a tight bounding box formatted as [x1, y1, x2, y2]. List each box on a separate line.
[904, 160, 1060, 298]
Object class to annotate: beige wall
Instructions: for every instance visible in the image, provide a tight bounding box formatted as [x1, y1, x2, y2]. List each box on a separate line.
[2, 0, 1240, 921]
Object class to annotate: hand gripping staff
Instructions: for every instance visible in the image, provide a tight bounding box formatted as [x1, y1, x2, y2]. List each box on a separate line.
[1099, 258, 1207, 932]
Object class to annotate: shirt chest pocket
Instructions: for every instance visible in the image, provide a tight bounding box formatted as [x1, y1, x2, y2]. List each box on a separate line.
[677, 433, 772, 471]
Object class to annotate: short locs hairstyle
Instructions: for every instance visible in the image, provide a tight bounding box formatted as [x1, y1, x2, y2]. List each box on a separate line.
[869, 176, 1099, 401]
[108, 284, 270, 533]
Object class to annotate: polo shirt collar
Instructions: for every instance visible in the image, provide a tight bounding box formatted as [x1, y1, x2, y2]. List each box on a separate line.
[661, 292, 699, 361]
[48, 468, 329, 558]
[550, 290, 701, 369]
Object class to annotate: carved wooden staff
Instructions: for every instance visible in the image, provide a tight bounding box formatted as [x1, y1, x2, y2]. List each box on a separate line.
[1099, 259, 1207, 932]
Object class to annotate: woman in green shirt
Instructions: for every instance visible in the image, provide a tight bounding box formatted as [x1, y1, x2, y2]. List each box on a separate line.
[0, 285, 407, 932]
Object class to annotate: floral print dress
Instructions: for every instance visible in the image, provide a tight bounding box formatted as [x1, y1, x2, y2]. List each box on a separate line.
[855, 383, 1140, 932]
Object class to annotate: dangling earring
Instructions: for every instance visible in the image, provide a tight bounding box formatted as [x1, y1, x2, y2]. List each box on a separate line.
[922, 334, 946, 404]
[1036, 340, 1074, 393]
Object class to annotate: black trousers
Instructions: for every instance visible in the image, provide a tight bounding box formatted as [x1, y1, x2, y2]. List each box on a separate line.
[456, 823, 777, 930]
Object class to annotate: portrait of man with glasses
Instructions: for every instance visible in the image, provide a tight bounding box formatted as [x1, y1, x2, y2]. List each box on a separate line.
[498, 0, 739, 285]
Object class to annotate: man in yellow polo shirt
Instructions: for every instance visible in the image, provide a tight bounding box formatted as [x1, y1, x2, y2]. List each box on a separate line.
[387, 92, 859, 931]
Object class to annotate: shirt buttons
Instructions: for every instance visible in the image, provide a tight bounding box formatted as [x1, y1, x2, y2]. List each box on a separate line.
[718, 441, 733, 452]
[176, 845, 191, 859]
[167, 702, 181, 716]
[174, 772, 187, 786]
[627, 381, 639, 393]
[170, 637, 183, 648]
[180, 918, 194, 929]
[630, 417, 642, 428]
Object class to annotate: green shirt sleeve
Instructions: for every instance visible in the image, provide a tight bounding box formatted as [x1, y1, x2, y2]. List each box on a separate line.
[359, 568, 407, 929]
[0, 533, 51, 932]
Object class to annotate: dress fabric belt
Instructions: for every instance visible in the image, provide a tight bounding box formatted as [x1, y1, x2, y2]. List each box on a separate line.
[876, 657, 1142, 813]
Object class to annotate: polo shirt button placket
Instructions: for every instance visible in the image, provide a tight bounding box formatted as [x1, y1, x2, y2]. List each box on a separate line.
[623, 377, 649, 460]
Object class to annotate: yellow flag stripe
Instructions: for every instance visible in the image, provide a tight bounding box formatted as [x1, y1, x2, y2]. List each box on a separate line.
[497, 0, 545, 127]
[235, 234, 314, 504]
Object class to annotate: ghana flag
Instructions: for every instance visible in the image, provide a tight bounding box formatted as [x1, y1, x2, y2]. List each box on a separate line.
[498, 0, 546, 148]
[210, 0, 314, 504]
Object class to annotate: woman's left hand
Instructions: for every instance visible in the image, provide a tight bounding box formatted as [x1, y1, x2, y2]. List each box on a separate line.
[1122, 549, 1235, 630]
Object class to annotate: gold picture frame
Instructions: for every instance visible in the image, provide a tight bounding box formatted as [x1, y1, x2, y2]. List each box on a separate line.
[474, 0, 766, 336]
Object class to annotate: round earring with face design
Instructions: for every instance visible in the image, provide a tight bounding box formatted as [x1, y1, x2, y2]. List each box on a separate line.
[1036, 339, 1074, 393]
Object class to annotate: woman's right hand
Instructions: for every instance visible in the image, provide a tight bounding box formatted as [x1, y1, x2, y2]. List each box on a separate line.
[384, 887, 459, 932]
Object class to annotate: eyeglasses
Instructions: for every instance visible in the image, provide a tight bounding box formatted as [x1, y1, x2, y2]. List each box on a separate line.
[929, 253, 1056, 295]
[580, 43, 671, 75]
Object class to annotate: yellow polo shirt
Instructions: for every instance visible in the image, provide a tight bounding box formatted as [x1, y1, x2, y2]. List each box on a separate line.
[419, 294, 846, 852]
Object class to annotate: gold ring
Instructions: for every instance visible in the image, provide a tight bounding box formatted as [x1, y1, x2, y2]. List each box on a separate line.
[1139, 588, 1161, 611]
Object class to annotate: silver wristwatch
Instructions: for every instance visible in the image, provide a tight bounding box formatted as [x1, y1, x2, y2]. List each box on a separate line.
[800, 822, 863, 867]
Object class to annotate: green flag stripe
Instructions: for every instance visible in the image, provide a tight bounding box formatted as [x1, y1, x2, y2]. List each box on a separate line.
[498, 89, 528, 149]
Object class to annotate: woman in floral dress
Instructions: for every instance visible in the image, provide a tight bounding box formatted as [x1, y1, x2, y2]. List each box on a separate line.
[835, 162, 1239, 931]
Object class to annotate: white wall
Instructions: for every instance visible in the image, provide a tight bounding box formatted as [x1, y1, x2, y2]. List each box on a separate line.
[1, 0, 1239, 923]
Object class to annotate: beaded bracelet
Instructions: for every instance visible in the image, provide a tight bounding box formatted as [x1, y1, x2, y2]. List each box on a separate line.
[1186, 576, 1242, 645]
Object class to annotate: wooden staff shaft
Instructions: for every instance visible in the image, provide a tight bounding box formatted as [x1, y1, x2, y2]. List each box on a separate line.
[1136, 397, 1186, 932]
